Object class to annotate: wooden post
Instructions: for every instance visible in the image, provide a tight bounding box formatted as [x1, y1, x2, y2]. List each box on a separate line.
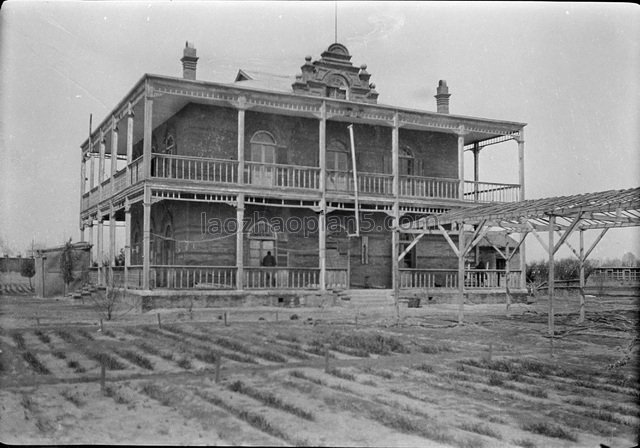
[97, 217, 104, 285]
[87, 221, 93, 267]
[237, 98, 245, 185]
[98, 130, 105, 198]
[124, 201, 131, 289]
[89, 152, 95, 190]
[391, 111, 400, 322]
[125, 102, 134, 182]
[473, 142, 479, 202]
[224, 311, 228, 326]
[457, 127, 465, 200]
[579, 229, 585, 323]
[236, 193, 244, 290]
[458, 221, 466, 325]
[142, 187, 151, 290]
[110, 117, 118, 179]
[319, 101, 327, 291]
[505, 244, 511, 317]
[517, 132, 527, 290]
[100, 319, 104, 332]
[143, 85, 153, 180]
[157, 313, 161, 328]
[109, 203, 116, 285]
[548, 215, 555, 336]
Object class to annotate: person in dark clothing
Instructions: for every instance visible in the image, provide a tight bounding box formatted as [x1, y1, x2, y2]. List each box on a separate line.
[262, 251, 276, 267]
[262, 251, 276, 286]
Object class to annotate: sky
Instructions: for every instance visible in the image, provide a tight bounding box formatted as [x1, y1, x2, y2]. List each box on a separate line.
[0, 1, 639, 262]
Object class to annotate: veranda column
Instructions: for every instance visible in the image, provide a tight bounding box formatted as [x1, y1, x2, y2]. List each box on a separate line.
[126, 102, 134, 181]
[236, 193, 244, 290]
[98, 130, 105, 200]
[87, 220, 93, 267]
[97, 215, 104, 285]
[124, 200, 131, 290]
[517, 131, 527, 289]
[80, 152, 86, 236]
[89, 152, 95, 190]
[237, 97, 246, 184]
[318, 101, 327, 291]
[141, 83, 153, 289]
[457, 126, 465, 200]
[109, 203, 116, 286]
[391, 112, 400, 318]
[473, 142, 480, 202]
[110, 117, 118, 180]
[142, 188, 151, 290]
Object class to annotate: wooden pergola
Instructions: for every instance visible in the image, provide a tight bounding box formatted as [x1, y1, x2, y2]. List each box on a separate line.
[399, 187, 640, 333]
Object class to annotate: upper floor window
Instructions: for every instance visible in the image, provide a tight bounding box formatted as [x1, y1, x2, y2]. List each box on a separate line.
[326, 75, 349, 100]
[327, 140, 349, 171]
[399, 146, 415, 176]
[165, 134, 175, 154]
[250, 131, 277, 164]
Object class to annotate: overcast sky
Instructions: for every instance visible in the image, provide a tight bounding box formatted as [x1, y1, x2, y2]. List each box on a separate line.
[1, 1, 638, 261]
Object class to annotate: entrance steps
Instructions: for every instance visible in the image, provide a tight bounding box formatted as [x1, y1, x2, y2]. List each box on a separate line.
[336, 289, 395, 307]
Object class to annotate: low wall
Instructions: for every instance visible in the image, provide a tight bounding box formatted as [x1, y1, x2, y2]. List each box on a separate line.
[121, 289, 337, 312]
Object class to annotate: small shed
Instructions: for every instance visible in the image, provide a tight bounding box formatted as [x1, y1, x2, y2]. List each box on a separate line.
[34, 242, 91, 298]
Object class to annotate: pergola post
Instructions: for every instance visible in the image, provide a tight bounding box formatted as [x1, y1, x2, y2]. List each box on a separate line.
[109, 202, 116, 286]
[97, 216, 104, 286]
[457, 221, 466, 324]
[87, 219, 94, 267]
[457, 127, 465, 200]
[517, 131, 526, 289]
[548, 215, 556, 335]
[579, 228, 585, 323]
[505, 243, 511, 316]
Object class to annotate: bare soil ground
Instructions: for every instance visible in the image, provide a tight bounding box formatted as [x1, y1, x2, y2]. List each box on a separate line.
[0, 291, 638, 447]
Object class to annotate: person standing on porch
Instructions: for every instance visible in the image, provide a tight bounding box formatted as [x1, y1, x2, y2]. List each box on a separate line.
[262, 251, 276, 286]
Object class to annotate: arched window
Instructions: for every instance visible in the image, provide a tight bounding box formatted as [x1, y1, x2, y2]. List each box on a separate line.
[399, 146, 415, 176]
[165, 134, 175, 154]
[250, 131, 277, 164]
[326, 74, 348, 100]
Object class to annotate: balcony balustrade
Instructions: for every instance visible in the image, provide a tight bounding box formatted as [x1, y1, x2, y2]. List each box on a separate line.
[150, 265, 237, 289]
[464, 181, 520, 203]
[244, 162, 320, 190]
[244, 267, 320, 289]
[82, 153, 522, 214]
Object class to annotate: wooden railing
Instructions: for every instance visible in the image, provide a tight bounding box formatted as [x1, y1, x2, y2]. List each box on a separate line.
[112, 169, 127, 193]
[150, 265, 236, 289]
[130, 157, 144, 185]
[244, 162, 320, 190]
[244, 267, 320, 289]
[464, 181, 520, 203]
[152, 154, 238, 184]
[465, 269, 521, 288]
[400, 175, 459, 199]
[325, 269, 349, 289]
[126, 266, 144, 289]
[399, 269, 458, 289]
[326, 170, 393, 195]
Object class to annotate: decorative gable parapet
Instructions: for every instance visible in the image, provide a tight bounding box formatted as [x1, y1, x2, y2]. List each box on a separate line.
[292, 43, 378, 104]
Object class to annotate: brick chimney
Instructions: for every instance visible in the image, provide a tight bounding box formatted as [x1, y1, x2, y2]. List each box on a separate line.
[435, 80, 451, 114]
[181, 41, 198, 80]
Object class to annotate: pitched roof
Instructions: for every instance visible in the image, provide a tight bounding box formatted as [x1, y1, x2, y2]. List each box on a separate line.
[234, 69, 295, 93]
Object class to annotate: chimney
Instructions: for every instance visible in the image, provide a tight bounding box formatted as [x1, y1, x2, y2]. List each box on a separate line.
[181, 41, 198, 80]
[435, 80, 451, 114]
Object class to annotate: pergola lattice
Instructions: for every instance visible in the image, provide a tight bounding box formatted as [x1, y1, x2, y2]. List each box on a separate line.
[399, 187, 640, 333]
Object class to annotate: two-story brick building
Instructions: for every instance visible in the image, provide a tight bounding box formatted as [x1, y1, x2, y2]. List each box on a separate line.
[79, 42, 525, 305]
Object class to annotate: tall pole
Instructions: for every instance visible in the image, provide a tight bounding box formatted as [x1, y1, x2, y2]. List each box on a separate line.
[124, 200, 131, 289]
[236, 193, 244, 290]
[319, 101, 327, 291]
[391, 112, 400, 321]
[457, 127, 465, 200]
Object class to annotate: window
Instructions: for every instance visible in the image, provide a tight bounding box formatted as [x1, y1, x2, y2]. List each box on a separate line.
[399, 147, 414, 176]
[250, 131, 277, 164]
[326, 74, 349, 100]
[165, 135, 175, 154]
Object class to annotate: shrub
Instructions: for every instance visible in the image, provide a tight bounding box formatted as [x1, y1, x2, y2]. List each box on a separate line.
[20, 258, 35, 288]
